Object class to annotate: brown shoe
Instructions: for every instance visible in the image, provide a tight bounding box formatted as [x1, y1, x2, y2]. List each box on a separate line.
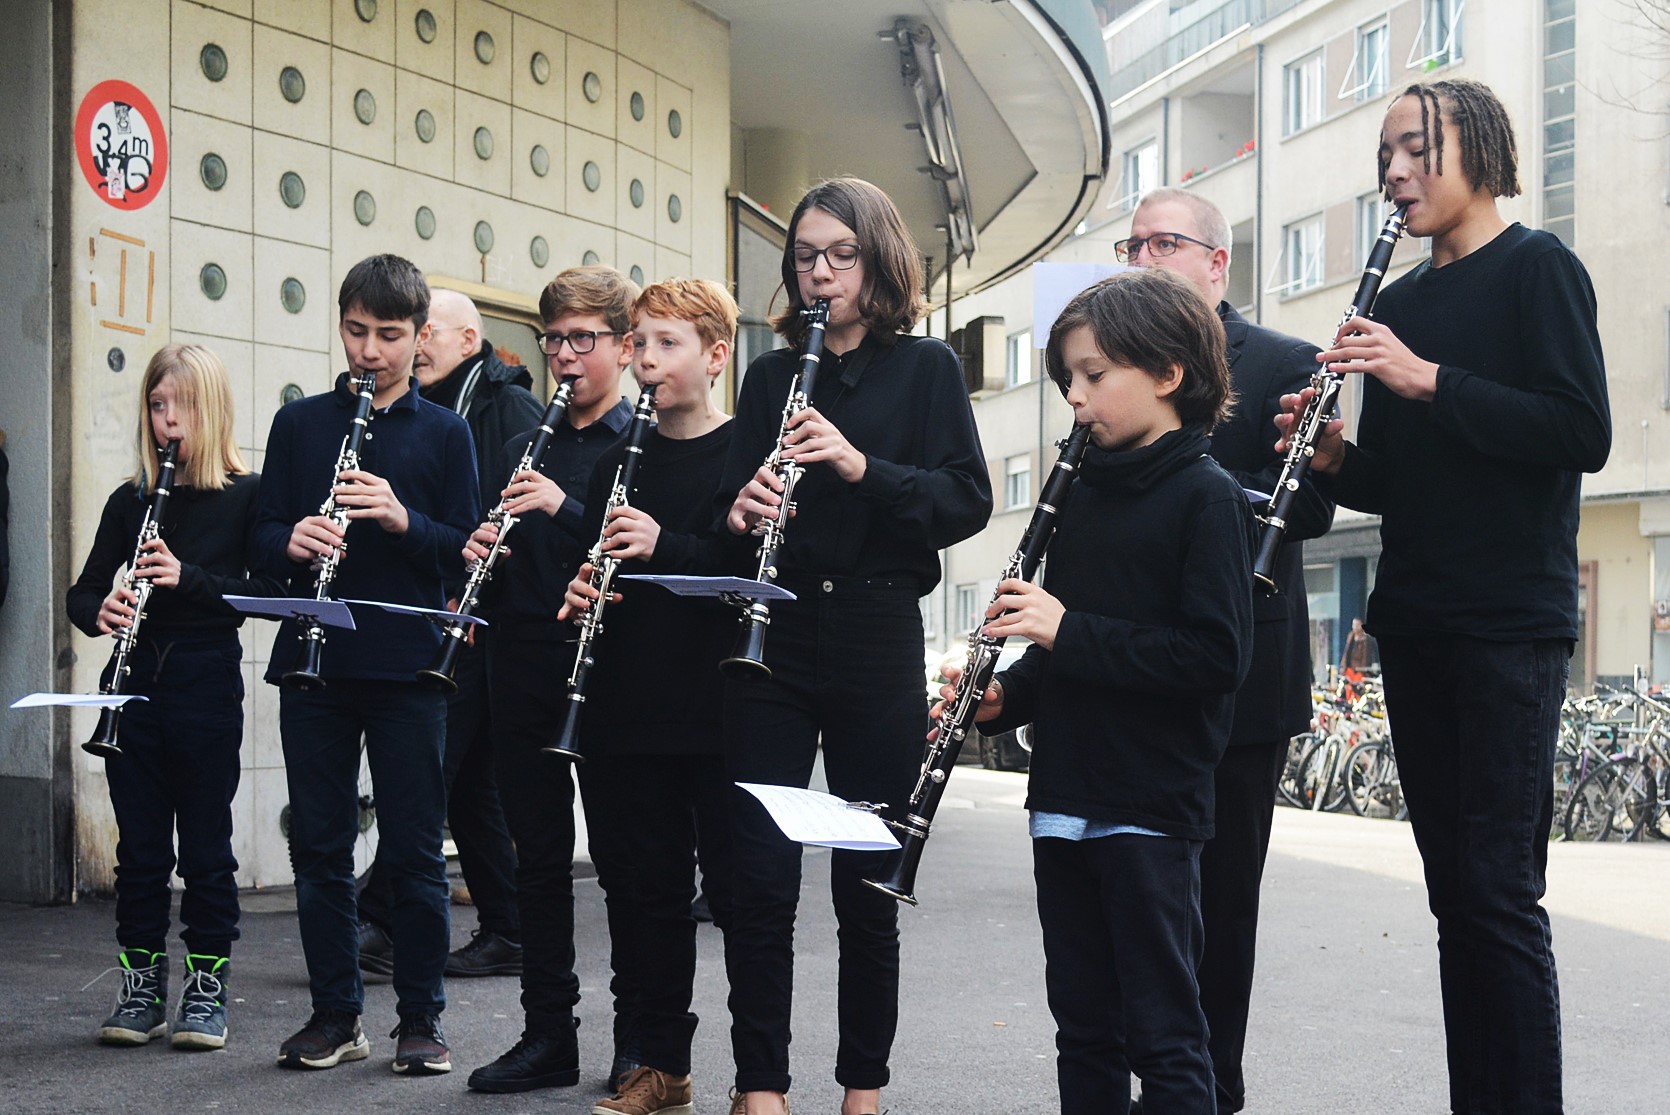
[593, 1066, 694, 1115]
[726, 1090, 790, 1115]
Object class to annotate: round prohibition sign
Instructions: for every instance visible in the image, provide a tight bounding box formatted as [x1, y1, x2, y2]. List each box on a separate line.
[74, 79, 169, 211]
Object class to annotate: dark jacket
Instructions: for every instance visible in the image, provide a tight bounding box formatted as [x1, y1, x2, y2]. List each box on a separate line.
[422, 338, 546, 519]
[1211, 304, 1335, 743]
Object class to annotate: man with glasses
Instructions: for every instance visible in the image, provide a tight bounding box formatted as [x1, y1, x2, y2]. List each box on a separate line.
[1119, 189, 1334, 1115]
[463, 265, 640, 1095]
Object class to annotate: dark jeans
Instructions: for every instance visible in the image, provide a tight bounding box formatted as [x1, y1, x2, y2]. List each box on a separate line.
[360, 645, 521, 941]
[1378, 635, 1568, 1115]
[580, 752, 734, 1076]
[281, 681, 449, 1018]
[1197, 739, 1286, 1115]
[1033, 834, 1214, 1115]
[104, 633, 244, 956]
[722, 579, 926, 1094]
[488, 632, 581, 1034]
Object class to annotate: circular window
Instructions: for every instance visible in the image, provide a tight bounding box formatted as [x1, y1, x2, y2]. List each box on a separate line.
[667, 194, 683, 223]
[200, 43, 228, 83]
[355, 0, 377, 23]
[530, 236, 550, 269]
[199, 153, 228, 191]
[474, 30, 495, 64]
[474, 127, 494, 160]
[668, 108, 683, 138]
[629, 265, 645, 286]
[582, 161, 601, 192]
[199, 264, 227, 301]
[582, 71, 602, 103]
[108, 347, 127, 373]
[279, 171, 306, 209]
[415, 206, 436, 240]
[279, 66, 306, 104]
[353, 89, 376, 125]
[474, 220, 495, 254]
[415, 8, 437, 43]
[531, 51, 550, 84]
[582, 250, 601, 266]
[280, 277, 306, 314]
[630, 91, 645, 122]
[353, 190, 376, 226]
[280, 383, 305, 405]
[530, 144, 550, 177]
[629, 178, 644, 208]
[414, 108, 436, 144]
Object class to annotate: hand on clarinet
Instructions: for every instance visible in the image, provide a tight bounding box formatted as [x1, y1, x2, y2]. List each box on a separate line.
[601, 506, 661, 561]
[981, 578, 1064, 651]
[334, 468, 410, 534]
[1273, 388, 1347, 475]
[781, 406, 866, 482]
[557, 562, 622, 621]
[501, 468, 567, 519]
[132, 538, 182, 588]
[287, 514, 346, 565]
[727, 466, 788, 536]
[96, 584, 140, 634]
[463, 522, 501, 566]
[927, 663, 1004, 743]
[1318, 315, 1439, 402]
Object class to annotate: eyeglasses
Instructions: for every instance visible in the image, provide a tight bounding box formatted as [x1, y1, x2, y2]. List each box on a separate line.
[790, 244, 862, 273]
[1112, 231, 1216, 263]
[537, 329, 624, 356]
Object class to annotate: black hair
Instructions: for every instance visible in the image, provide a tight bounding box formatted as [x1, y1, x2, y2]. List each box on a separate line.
[337, 254, 431, 329]
[1380, 80, 1521, 199]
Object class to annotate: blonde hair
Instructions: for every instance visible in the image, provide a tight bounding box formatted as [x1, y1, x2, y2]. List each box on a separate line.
[134, 343, 249, 491]
[632, 278, 739, 350]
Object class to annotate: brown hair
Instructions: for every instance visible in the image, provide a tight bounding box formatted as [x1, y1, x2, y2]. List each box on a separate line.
[633, 278, 739, 350]
[134, 343, 249, 491]
[1380, 80, 1521, 199]
[770, 178, 928, 347]
[538, 264, 640, 334]
[1044, 269, 1233, 433]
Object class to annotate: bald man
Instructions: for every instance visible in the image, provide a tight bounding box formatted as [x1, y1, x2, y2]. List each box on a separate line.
[357, 289, 544, 980]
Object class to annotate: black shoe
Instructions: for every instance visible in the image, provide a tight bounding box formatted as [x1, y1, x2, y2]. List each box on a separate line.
[357, 921, 394, 976]
[467, 1028, 580, 1093]
[277, 1008, 369, 1069]
[445, 930, 523, 977]
[390, 1013, 451, 1075]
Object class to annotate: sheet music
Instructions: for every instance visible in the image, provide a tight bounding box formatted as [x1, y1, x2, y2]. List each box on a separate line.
[223, 595, 357, 630]
[1032, 261, 1127, 346]
[620, 575, 798, 602]
[10, 693, 150, 710]
[736, 783, 900, 852]
[339, 599, 488, 627]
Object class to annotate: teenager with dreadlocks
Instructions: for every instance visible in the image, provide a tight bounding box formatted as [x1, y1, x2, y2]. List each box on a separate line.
[1276, 80, 1610, 1114]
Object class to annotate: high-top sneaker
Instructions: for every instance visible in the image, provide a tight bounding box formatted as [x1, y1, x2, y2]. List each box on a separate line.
[96, 949, 168, 1045]
[171, 954, 230, 1050]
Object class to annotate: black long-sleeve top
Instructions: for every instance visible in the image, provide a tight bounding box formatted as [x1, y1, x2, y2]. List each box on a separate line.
[575, 422, 734, 756]
[982, 426, 1254, 840]
[715, 333, 992, 592]
[68, 472, 282, 637]
[1320, 224, 1611, 642]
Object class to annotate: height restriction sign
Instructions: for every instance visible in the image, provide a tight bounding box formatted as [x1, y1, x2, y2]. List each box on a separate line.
[75, 80, 169, 211]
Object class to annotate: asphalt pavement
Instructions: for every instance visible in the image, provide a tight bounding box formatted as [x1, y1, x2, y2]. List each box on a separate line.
[2, 767, 1666, 1113]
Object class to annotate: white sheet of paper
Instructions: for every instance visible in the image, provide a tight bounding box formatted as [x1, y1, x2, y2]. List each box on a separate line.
[620, 575, 798, 602]
[223, 595, 357, 630]
[1242, 487, 1272, 504]
[736, 783, 900, 851]
[10, 693, 149, 710]
[340, 599, 488, 627]
[1032, 261, 1127, 347]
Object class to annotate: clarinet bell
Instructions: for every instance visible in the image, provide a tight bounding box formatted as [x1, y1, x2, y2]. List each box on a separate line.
[861, 835, 924, 907]
[720, 605, 772, 679]
[416, 633, 464, 695]
[542, 698, 586, 763]
[82, 707, 124, 759]
[282, 631, 328, 691]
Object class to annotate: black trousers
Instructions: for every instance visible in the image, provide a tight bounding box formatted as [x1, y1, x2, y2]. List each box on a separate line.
[722, 580, 926, 1094]
[104, 633, 244, 957]
[1197, 739, 1286, 1115]
[580, 752, 734, 1075]
[360, 645, 521, 941]
[1034, 834, 1215, 1115]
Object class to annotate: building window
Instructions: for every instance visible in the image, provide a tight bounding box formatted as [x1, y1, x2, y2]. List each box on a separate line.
[1356, 192, 1389, 267]
[1115, 139, 1157, 210]
[1543, 0, 1576, 247]
[954, 583, 981, 635]
[1409, 0, 1465, 71]
[1284, 50, 1324, 136]
[1006, 329, 1033, 388]
[1004, 453, 1032, 511]
[1275, 215, 1324, 295]
[1340, 20, 1389, 103]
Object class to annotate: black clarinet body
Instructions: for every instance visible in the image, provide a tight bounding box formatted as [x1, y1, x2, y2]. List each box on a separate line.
[1252, 207, 1406, 590]
[863, 423, 1092, 905]
[722, 298, 828, 678]
[283, 371, 378, 691]
[84, 439, 181, 759]
[545, 384, 659, 761]
[417, 375, 580, 692]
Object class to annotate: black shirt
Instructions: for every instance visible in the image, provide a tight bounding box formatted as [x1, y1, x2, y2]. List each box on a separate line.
[1323, 224, 1611, 642]
[716, 333, 992, 593]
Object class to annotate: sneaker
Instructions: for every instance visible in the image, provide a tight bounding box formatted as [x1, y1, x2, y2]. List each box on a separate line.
[277, 1008, 370, 1069]
[593, 1066, 695, 1115]
[357, 920, 394, 976]
[170, 954, 229, 1050]
[390, 1013, 451, 1075]
[445, 929, 523, 977]
[467, 1028, 580, 1093]
[96, 948, 168, 1046]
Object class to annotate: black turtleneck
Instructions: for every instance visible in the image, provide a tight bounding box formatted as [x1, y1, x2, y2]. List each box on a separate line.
[982, 425, 1255, 840]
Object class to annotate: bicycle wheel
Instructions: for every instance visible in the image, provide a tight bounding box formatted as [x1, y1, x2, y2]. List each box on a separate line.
[1344, 740, 1405, 820]
[1550, 757, 1579, 839]
[1278, 735, 1315, 809]
[1564, 757, 1656, 842]
[1300, 734, 1351, 812]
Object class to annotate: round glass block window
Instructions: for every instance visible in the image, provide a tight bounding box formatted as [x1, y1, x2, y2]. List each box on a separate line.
[474, 220, 495, 254]
[668, 108, 683, 138]
[354, 88, 376, 125]
[629, 265, 645, 286]
[280, 383, 306, 406]
[414, 109, 436, 144]
[667, 194, 683, 223]
[474, 30, 495, 64]
[530, 236, 550, 269]
[199, 264, 227, 301]
[200, 43, 228, 83]
[199, 153, 228, 191]
[582, 250, 601, 266]
[353, 190, 376, 226]
[415, 8, 437, 43]
[108, 347, 127, 373]
[280, 66, 306, 104]
[355, 0, 377, 23]
[629, 178, 645, 208]
[280, 277, 306, 314]
[415, 206, 437, 240]
[474, 127, 494, 160]
[582, 161, 602, 192]
[630, 91, 645, 122]
[582, 71, 602, 103]
[530, 51, 550, 84]
[530, 145, 550, 177]
[279, 171, 306, 209]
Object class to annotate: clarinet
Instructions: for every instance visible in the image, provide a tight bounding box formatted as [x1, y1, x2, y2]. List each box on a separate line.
[863, 422, 1092, 905]
[417, 374, 580, 692]
[721, 297, 828, 678]
[282, 371, 378, 690]
[545, 383, 659, 761]
[84, 439, 181, 759]
[1252, 206, 1407, 590]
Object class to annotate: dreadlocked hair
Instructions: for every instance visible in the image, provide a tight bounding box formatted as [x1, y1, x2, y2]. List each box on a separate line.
[1379, 80, 1521, 200]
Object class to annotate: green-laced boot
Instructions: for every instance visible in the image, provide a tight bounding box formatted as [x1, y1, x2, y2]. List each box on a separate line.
[171, 954, 230, 1050]
[96, 948, 168, 1045]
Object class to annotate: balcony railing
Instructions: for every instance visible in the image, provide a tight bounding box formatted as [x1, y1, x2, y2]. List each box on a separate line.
[1106, 0, 1305, 101]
